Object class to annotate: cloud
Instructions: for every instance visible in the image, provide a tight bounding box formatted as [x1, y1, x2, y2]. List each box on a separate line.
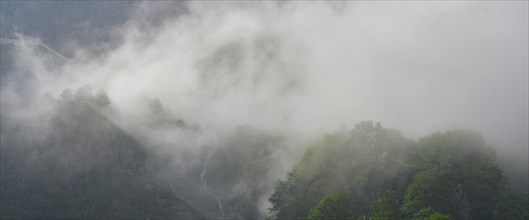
[1, 1, 527, 216]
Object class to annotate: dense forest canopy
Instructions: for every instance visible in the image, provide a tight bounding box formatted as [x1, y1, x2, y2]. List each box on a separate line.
[269, 122, 528, 220]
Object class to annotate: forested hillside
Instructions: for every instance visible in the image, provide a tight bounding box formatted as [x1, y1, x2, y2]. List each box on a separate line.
[1, 98, 527, 219]
[0, 98, 203, 219]
[269, 122, 528, 220]
[0, 93, 526, 220]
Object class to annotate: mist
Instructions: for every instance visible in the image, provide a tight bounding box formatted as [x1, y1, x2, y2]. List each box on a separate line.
[1, 1, 527, 219]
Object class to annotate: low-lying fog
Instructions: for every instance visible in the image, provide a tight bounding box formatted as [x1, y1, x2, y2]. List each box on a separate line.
[1, 1, 527, 218]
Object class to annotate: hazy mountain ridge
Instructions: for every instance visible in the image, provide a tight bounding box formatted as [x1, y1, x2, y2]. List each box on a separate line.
[0, 98, 204, 219]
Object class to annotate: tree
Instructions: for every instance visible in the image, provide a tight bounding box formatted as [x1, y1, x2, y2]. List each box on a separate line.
[91, 90, 110, 107]
[413, 207, 452, 220]
[495, 190, 529, 219]
[306, 192, 354, 220]
[400, 168, 457, 218]
[369, 189, 398, 220]
[269, 128, 519, 220]
[403, 130, 505, 219]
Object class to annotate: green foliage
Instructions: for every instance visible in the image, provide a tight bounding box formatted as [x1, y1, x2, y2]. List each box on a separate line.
[3, 105, 526, 220]
[410, 130, 496, 172]
[270, 121, 413, 219]
[307, 192, 354, 220]
[269, 171, 297, 214]
[400, 168, 457, 218]
[495, 190, 529, 219]
[413, 207, 452, 220]
[368, 189, 398, 220]
[405, 131, 505, 219]
[269, 168, 329, 219]
[269, 123, 525, 220]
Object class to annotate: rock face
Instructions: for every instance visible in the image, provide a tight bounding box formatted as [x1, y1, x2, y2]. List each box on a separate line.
[0, 100, 203, 219]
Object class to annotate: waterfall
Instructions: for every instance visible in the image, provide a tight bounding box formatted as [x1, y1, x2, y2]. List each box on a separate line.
[200, 151, 213, 187]
[214, 196, 225, 219]
[199, 150, 225, 219]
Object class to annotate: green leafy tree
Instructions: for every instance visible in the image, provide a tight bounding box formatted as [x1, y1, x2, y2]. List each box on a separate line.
[270, 121, 413, 219]
[369, 189, 398, 220]
[269, 127, 522, 220]
[404, 130, 505, 219]
[307, 192, 354, 220]
[413, 207, 452, 220]
[495, 190, 529, 219]
[400, 168, 457, 218]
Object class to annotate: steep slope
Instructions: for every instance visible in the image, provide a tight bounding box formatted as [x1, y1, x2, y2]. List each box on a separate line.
[0, 100, 203, 219]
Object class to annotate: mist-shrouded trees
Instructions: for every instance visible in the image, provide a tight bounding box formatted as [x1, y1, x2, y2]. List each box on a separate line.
[269, 121, 413, 219]
[369, 189, 399, 220]
[402, 131, 505, 219]
[0, 94, 203, 219]
[194, 125, 288, 219]
[306, 192, 354, 220]
[269, 121, 527, 220]
[58, 86, 110, 108]
[2, 93, 526, 220]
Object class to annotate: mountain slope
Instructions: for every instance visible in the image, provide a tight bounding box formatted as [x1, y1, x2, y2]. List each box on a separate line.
[0, 100, 203, 219]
